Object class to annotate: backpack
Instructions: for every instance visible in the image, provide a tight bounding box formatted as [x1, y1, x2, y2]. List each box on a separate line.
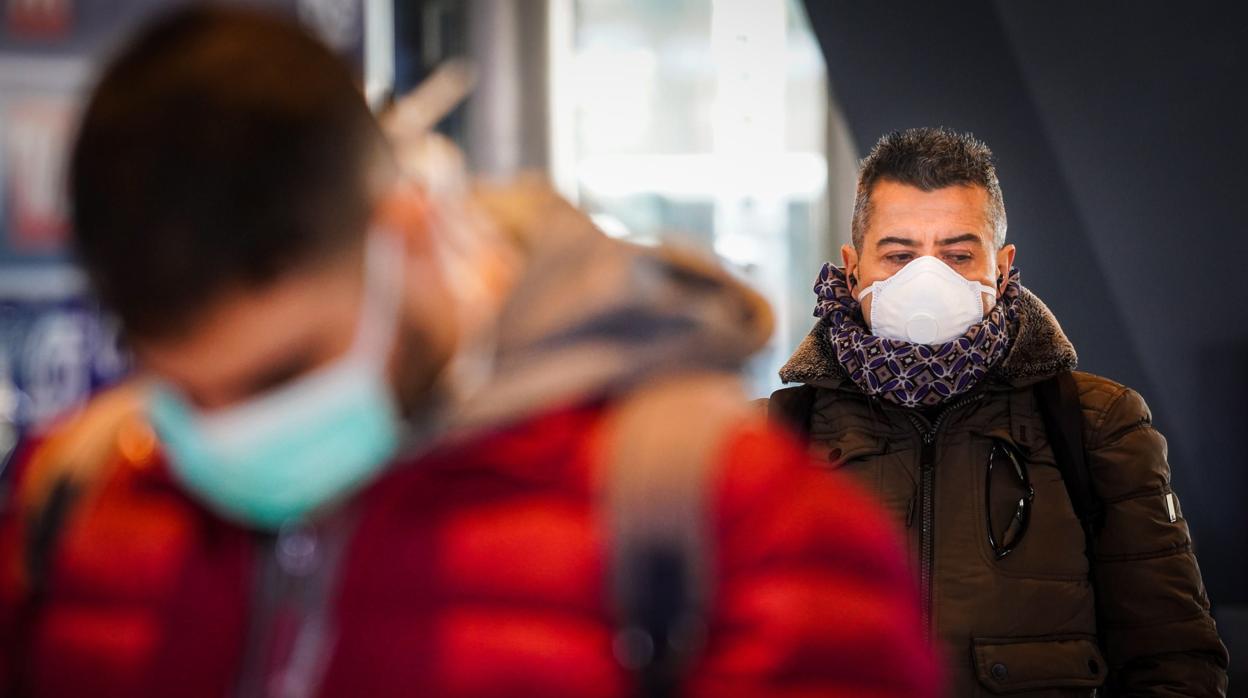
[602, 372, 754, 698]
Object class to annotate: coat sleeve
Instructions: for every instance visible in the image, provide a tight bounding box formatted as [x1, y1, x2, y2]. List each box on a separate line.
[684, 419, 941, 698]
[1079, 378, 1229, 695]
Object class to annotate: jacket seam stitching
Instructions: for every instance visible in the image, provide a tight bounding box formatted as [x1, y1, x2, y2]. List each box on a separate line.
[972, 632, 1099, 645]
[1087, 384, 1132, 447]
[1094, 422, 1156, 451]
[1102, 484, 1171, 505]
[1100, 610, 1210, 630]
[1095, 542, 1191, 563]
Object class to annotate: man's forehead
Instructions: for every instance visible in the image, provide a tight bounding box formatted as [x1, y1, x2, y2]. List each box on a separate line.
[866, 181, 993, 241]
[135, 268, 363, 408]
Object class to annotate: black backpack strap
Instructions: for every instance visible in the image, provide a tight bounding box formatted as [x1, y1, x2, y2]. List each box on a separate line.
[767, 384, 817, 440]
[5, 385, 148, 696]
[1034, 374, 1117, 693]
[604, 373, 751, 698]
[1033, 371, 1103, 541]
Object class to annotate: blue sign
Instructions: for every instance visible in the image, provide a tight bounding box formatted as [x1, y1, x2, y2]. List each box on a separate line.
[0, 0, 371, 473]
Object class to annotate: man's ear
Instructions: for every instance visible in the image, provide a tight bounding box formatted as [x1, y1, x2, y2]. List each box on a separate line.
[373, 181, 434, 257]
[841, 243, 859, 291]
[995, 243, 1017, 295]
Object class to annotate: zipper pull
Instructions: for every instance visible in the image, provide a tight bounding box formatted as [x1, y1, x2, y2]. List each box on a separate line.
[905, 487, 917, 528]
[920, 439, 935, 470]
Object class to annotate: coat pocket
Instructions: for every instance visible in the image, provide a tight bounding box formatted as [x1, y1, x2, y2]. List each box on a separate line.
[972, 635, 1107, 695]
[813, 429, 917, 535]
[814, 428, 888, 467]
[972, 436, 1090, 579]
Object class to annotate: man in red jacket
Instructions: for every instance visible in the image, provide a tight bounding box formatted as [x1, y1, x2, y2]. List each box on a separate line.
[0, 6, 938, 697]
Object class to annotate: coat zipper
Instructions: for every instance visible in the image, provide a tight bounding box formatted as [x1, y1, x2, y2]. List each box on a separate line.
[236, 521, 348, 698]
[903, 392, 985, 645]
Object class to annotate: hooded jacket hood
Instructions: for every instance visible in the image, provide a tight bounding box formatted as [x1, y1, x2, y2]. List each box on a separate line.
[451, 185, 773, 430]
[778, 285, 1078, 390]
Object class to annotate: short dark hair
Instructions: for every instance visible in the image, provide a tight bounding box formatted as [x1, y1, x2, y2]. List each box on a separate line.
[851, 127, 1007, 251]
[71, 5, 388, 339]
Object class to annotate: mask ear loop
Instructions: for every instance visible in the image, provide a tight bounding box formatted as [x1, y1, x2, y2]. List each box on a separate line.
[351, 230, 406, 360]
[972, 278, 1000, 313]
[853, 278, 880, 330]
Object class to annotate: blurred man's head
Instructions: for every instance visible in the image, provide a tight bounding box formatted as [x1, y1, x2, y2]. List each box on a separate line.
[71, 5, 455, 411]
[841, 127, 1016, 323]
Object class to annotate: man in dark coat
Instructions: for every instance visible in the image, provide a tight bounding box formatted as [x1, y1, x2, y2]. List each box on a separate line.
[771, 127, 1228, 696]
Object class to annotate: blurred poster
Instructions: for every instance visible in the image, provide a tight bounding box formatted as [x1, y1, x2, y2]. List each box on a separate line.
[6, 0, 73, 39]
[0, 50, 97, 469]
[0, 56, 84, 263]
[0, 272, 128, 429]
[0, 0, 371, 472]
[5, 95, 74, 252]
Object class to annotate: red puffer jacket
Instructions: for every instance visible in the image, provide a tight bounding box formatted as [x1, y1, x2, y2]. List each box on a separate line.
[0, 387, 939, 697]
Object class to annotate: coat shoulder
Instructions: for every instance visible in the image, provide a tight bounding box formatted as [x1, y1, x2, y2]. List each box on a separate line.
[10, 383, 159, 519]
[1069, 371, 1153, 446]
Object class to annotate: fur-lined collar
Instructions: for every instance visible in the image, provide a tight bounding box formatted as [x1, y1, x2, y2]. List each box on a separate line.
[778, 286, 1078, 389]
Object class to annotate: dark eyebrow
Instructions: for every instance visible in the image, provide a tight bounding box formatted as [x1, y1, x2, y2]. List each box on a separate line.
[238, 345, 324, 397]
[937, 233, 980, 246]
[875, 236, 920, 248]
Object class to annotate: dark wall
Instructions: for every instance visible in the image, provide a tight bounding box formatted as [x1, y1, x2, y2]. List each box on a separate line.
[802, 0, 1247, 615]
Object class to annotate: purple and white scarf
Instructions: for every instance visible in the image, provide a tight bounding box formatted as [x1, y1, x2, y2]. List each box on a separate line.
[812, 263, 1021, 408]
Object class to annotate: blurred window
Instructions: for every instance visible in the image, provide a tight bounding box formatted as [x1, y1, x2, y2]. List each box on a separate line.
[549, 0, 832, 395]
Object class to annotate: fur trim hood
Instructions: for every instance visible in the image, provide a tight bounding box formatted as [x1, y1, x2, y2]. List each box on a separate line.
[452, 183, 773, 429]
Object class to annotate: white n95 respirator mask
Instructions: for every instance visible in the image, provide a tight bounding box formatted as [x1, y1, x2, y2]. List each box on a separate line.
[857, 256, 998, 345]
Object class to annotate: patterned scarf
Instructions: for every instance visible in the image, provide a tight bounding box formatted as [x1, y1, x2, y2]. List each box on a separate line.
[812, 263, 1022, 408]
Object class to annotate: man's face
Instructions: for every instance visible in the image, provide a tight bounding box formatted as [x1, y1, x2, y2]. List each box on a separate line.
[135, 187, 457, 414]
[842, 180, 1016, 325]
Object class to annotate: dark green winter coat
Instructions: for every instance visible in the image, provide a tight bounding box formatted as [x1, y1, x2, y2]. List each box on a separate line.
[772, 287, 1228, 696]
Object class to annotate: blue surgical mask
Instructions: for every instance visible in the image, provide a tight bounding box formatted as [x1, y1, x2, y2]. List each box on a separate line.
[148, 232, 405, 530]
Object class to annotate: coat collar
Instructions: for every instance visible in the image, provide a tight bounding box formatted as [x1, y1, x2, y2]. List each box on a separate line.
[778, 286, 1078, 390]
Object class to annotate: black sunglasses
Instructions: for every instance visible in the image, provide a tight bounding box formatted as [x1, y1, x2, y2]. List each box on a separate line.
[985, 441, 1034, 560]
